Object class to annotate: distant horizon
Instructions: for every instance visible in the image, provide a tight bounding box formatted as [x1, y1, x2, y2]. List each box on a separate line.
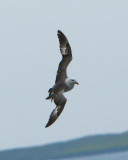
[0, 130, 128, 160]
[1, 130, 128, 152]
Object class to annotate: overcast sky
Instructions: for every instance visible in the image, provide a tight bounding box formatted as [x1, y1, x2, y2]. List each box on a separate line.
[0, 0, 128, 151]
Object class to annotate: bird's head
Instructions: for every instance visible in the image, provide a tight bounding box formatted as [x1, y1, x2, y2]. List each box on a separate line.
[69, 79, 79, 85]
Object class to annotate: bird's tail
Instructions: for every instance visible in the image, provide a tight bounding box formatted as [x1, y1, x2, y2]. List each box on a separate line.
[46, 88, 54, 100]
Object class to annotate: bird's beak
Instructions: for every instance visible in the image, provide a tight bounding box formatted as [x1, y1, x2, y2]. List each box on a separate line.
[75, 81, 79, 85]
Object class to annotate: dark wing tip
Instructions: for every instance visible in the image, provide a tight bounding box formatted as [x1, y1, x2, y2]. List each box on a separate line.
[45, 118, 55, 128]
[57, 30, 67, 40]
[57, 30, 65, 36]
[57, 30, 62, 34]
[45, 123, 49, 128]
[57, 30, 61, 36]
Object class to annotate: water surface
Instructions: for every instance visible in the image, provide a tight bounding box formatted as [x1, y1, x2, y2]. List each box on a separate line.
[58, 151, 128, 160]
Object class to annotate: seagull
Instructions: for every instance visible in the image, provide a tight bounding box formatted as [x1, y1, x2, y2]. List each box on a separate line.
[45, 30, 79, 128]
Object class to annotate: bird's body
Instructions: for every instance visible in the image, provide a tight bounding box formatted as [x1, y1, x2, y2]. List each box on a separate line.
[45, 30, 78, 128]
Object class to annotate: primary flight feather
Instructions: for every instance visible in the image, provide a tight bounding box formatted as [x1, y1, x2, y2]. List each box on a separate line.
[45, 30, 79, 128]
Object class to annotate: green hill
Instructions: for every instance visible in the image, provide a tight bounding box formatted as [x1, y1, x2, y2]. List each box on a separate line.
[0, 132, 128, 160]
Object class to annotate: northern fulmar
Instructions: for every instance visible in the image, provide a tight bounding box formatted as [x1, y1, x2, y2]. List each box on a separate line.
[45, 30, 79, 128]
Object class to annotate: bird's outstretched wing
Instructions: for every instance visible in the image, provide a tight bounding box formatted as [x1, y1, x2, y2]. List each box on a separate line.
[45, 94, 67, 128]
[55, 30, 72, 83]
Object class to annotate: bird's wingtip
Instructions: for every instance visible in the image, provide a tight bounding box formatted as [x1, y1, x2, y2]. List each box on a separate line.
[57, 30, 62, 34]
[45, 122, 51, 128]
[45, 124, 48, 128]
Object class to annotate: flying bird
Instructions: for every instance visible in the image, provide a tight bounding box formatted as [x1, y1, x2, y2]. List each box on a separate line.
[45, 30, 79, 128]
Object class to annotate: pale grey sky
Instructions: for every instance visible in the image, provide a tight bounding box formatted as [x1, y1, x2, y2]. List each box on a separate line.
[0, 0, 128, 151]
